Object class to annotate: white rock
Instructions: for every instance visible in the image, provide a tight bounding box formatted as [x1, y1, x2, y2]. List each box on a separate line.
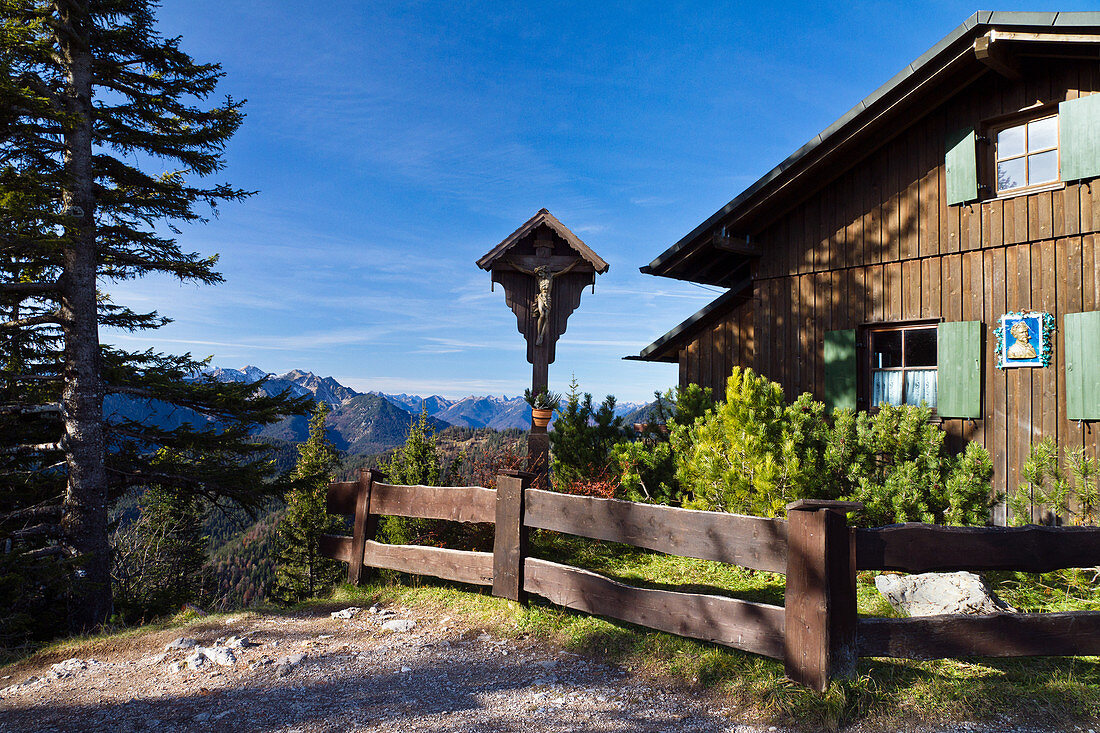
[331, 607, 362, 619]
[164, 637, 198, 651]
[219, 635, 259, 649]
[400, 666, 412, 673]
[167, 662, 182, 674]
[207, 647, 237, 666]
[185, 652, 206, 671]
[381, 619, 416, 633]
[875, 571, 1015, 616]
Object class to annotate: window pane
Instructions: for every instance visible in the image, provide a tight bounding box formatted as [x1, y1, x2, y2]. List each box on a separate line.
[1028, 116, 1057, 151]
[1029, 149, 1058, 184]
[905, 370, 937, 409]
[905, 328, 937, 366]
[872, 331, 902, 368]
[998, 123, 1026, 158]
[998, 157, 1026, 191]
[873, 371, 903, 406]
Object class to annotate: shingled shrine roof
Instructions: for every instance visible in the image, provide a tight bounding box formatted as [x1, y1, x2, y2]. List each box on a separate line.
[476, 208, 609, 273]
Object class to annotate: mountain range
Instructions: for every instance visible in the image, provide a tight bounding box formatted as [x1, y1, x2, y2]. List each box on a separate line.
[193, 366, 647, 454]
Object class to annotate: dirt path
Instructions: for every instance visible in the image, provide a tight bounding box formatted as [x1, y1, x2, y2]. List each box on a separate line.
[0, 605, 1087, 733]
[0, 604, 779, 733]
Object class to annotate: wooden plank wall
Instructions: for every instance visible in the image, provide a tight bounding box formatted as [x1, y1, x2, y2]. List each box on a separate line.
[678, 296, 754, 402]
[677, 59, 1100, 513]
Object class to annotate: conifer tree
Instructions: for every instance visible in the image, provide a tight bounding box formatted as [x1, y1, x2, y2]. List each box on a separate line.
[549, 377, 629, 490]
[112, 482, 209, 622]
[272, 404, 342, 603]
[0, 1, 310, 632]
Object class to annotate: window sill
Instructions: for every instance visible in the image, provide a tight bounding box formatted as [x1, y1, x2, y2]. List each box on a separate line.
[987, 180, 1065, 201]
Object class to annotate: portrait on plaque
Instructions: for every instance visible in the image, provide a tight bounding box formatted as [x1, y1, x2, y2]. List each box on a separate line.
[995, 311, 1053, 369]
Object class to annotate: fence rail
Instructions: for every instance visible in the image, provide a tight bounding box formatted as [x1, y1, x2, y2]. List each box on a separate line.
[320, 468, 1100, 691]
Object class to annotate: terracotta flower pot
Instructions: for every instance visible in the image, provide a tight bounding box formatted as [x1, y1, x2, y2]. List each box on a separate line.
[531, 408, 553, 428]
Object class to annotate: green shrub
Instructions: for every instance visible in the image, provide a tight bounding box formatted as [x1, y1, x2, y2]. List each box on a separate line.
[1011, 438, 1100, 526]
[676, 368, 832, 517]
[612, 383, 714, 505]
[549, 377, 631, 492]
[672, 367, 994, 525]
[827, 403, 994, 526]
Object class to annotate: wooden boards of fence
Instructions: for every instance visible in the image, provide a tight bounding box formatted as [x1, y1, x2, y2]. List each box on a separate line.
[328, 480, 496, 523]
[318, 533, 493, 587]
[859, 611, 1100, 658]
[523, 557, 785, 659]
[523, 489, 789, 574]
[855, 523, 1100, 573]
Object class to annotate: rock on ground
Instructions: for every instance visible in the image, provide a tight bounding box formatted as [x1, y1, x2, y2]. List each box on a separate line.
[875, 571, 1015, 616]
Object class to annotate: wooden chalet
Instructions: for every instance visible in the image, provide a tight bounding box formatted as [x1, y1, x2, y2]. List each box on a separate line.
[630, 12, 1100, 515]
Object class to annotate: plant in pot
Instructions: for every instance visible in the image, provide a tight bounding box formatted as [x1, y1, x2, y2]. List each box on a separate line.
[524, 388, 561, 428]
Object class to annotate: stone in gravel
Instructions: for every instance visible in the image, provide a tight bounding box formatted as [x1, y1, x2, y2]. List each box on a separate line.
[875, 571, 1015, 616]
[330, 607, 362, 619]
[185, 651, 206, 671]
[50, 658, 98, 679]
[400, 666, 412, 673]
[193, 712, 210, 722]
[535, 660, 558, 670]
[218, 635, 259, 649]
[164, 637, 198, 651]
[381, 619, 416, 633]
[167, 662, 182, 674]
[276, 652, 306, 672]
[206, 647, 237, 666]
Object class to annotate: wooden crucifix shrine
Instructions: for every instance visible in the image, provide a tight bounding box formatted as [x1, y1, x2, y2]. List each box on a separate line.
[477, 209, 609, 488]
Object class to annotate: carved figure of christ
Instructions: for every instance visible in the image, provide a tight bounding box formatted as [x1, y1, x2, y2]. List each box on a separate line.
[510, 257, 582, 346]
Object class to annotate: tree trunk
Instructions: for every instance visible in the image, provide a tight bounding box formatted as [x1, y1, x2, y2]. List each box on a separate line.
[58, 6, 111, 630]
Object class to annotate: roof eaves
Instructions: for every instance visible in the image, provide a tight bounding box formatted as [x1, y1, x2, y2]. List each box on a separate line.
[643, 10, 1092, 278]
[625, 279, 752, 363]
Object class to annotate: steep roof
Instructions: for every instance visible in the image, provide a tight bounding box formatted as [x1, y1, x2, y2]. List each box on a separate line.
[643, 11, 1100, 286]
[477, 208, 609, 273]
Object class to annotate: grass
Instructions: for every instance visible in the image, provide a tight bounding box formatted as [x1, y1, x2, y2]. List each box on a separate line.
[332, 530, 1100, 731]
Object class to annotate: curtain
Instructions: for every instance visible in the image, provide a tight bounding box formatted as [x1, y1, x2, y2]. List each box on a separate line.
[904, 370, 937, 409]
[872, 371, 903, 406]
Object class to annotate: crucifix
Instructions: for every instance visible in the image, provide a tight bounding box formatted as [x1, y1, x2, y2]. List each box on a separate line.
[477, 209, 609, 487]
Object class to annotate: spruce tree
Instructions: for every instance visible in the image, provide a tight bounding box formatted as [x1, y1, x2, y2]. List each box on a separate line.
[112, 482, 209, 622]
[273, 404, 342, 603]
[0, 1, 309, 632]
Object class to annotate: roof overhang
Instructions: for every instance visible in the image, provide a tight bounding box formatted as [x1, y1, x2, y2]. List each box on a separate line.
[625, 278, 752, 363]
[478, 208, 609, 273]
[643, 12, 1100, 285]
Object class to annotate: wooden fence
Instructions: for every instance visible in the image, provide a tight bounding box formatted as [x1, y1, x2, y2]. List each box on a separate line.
[320, 468, 1100, 691]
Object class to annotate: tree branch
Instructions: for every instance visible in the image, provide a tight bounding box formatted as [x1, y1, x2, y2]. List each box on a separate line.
[0, 282, 61, 296]
[0, 313, 61, 331]
[0, 443, 63, 454]
[0, 503, 63, 523]
[0, 403, 61, 415]
[21, 545, 71, 560]
[8, 523, 63, 540]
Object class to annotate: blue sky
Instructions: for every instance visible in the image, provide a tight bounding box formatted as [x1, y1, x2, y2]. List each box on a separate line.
[105, 1, 1086, 402]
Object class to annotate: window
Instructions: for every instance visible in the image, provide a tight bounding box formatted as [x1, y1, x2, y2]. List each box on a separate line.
[994, 114, 1059, 195]
[865, 324, 937, 410]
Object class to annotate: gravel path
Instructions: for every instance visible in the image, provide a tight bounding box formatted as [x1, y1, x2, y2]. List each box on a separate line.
[0, 605, 1093, 732]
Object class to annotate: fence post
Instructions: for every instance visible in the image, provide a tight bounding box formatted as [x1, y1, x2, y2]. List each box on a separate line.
[347, 468, 383, 585]
[493, 470, 534, 603]
[784, 499, 861, 692]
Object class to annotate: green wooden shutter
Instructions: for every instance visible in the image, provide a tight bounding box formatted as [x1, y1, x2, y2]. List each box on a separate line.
[945, 127, 979, 205]
[1060, 94, 1100, 183]
[824, 329, 857, 411]
[1065, 311, 1100, 420]
[937, 321, 982, 418]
